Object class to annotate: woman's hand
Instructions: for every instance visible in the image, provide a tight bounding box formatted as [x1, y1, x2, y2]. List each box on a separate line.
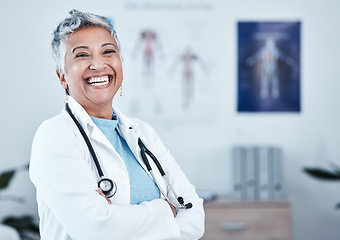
[166, 200, 177, 218]
[96, 188, 111, 204]
[96, 188, 177, 218]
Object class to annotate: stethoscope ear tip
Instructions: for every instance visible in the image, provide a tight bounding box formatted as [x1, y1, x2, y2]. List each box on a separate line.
[178, 196, 192, 209]
[185, 203, 193, 209]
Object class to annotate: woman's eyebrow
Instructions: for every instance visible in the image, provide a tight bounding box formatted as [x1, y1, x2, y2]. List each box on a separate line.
[72, 46, 89, 53]
[102, 43, 117, 49]
[72, 43, 117, 53]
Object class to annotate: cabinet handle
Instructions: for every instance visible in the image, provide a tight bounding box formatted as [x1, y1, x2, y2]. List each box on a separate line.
[220, 222, 247, 231]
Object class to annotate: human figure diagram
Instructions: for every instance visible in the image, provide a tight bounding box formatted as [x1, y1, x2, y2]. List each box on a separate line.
[133, 29, 163, 86]
[246, 38, 294, 99]
[171, 47, 208, 110]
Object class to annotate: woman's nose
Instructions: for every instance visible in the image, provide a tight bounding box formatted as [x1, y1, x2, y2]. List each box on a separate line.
[89, 57, 107, 71]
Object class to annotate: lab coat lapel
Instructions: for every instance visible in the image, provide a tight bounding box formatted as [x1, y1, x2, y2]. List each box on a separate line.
[88, 123, 112, 149]
[117, 124, 141, 164]
[66, 97, 119, 155]
[113, 108, 152, 174]
[112, 106, 141, 160]
[116, 114, 168, 199]
[114, 112, 151, 171]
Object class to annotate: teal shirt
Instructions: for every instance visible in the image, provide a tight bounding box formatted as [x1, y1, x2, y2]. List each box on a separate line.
[90, 114, 160, 205]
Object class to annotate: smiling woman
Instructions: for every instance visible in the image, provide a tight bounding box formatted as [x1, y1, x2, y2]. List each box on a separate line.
[29, 9, 204, 240]
[58, 26, 123, 119]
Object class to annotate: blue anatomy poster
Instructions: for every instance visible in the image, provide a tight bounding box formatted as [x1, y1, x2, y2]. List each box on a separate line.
[237, 22, 301, 112]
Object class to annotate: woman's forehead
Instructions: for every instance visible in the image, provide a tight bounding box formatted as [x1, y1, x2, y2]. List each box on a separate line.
[66, 26, 116, 49]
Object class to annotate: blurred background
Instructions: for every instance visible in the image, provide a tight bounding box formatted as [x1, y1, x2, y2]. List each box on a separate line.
[0, 0, 339, 239]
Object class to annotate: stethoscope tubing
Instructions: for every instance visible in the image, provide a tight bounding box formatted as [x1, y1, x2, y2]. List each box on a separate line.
[65, 102, 192, 209]
[65, 103, 104, 177]
[138, 138, 192, 209]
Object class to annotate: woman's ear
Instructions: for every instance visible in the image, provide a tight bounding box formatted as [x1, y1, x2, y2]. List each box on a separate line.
[56, 70, 68, 90]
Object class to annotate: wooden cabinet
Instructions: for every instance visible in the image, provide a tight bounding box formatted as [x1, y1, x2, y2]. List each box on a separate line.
[202, 200, 292, 240]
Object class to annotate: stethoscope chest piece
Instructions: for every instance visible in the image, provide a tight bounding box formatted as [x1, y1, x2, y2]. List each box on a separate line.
[98, 177, 117, 198]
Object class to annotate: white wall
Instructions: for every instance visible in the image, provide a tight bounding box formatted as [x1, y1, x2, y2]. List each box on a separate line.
[0, 0, 339, 239]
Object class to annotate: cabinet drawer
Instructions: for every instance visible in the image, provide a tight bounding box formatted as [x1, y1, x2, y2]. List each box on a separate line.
[202, 201, 292, 240]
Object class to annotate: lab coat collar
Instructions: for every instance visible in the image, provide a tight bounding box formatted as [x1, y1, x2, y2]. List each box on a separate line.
[64, 96, 139, 131]
[65, 96, 94, 128]
[112, 106, 139, 130]
[63, 97, 141, 162]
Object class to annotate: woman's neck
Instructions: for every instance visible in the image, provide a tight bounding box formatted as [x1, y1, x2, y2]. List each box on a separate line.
[85, 104, 113, 120]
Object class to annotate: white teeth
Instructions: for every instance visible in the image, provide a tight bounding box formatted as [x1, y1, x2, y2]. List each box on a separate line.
[87, 76, 110, 86]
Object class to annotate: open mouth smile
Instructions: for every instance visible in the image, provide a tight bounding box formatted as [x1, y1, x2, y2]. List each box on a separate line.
[86, 75, 113, 86]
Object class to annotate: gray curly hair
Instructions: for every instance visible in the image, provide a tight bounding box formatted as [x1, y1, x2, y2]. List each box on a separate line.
[51, 9, 120, 73]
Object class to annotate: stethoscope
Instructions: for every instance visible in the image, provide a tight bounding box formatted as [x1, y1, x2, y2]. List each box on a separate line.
[65, 103, 192, 209]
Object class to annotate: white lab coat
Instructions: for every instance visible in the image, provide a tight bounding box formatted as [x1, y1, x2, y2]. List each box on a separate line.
[29, 97, 205, 240]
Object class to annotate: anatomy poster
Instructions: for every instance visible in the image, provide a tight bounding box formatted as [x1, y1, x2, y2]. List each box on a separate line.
[114, 1, 218, 124]
[237, 22, 301, 112]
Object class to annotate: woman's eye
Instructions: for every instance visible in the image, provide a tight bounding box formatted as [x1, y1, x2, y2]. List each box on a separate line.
[103, 49, 116, 55]
[75, 53, 89, 58]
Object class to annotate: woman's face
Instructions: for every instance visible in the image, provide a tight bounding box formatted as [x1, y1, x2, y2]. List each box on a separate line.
[58, 26, 123, 115]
